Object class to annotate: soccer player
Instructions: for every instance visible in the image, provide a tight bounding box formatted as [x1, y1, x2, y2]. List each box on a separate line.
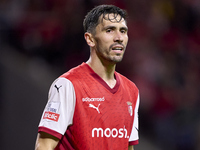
[35, 4, 140, 150]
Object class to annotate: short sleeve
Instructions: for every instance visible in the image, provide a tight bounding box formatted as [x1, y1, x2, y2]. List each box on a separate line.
[38, 77, 76, 138]
[129, 93, 140, 145]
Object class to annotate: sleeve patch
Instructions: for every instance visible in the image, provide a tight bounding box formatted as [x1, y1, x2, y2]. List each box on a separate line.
[46, 101, 60, 113]
[43, 111, 60, 122]
[43, 101, 60, 122]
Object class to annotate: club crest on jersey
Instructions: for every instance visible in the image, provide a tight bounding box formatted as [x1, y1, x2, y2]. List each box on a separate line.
[127, 102, 133, 116]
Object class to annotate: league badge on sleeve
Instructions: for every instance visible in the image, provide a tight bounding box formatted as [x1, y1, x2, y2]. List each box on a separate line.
[127, 101, 133, 116]
[43, 101, 60, 122]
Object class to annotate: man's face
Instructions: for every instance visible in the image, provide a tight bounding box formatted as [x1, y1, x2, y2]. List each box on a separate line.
[92, 14, 128, 64]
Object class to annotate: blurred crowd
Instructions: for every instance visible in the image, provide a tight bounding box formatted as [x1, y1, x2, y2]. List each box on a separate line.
[1, 0, 200, 150]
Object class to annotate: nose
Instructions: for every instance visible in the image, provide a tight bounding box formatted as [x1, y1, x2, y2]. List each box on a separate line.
[114, 31, 123, 43]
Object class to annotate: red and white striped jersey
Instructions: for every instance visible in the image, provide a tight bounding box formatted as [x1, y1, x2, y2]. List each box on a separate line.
[38, 62, 139, 150]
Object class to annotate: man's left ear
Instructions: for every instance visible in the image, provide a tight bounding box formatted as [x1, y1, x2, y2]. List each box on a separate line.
[84, 32, 95, 47]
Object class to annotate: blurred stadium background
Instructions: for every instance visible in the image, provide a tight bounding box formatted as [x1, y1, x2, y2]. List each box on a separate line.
[0, 0, 200, 149]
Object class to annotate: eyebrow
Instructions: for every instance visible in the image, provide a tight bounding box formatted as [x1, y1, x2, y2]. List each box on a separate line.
[121, 26, 128, 31]
[102, 25, 128, 31]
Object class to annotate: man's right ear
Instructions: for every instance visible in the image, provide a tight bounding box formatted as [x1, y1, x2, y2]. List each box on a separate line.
[84, 32, 95, 47]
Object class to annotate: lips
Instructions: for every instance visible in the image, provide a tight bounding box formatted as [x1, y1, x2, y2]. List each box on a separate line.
[111, 44, 124, 51]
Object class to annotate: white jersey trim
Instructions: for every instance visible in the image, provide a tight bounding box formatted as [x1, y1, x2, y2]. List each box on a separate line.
[129, 93, 140, 142]
[39, 77, 76, 135]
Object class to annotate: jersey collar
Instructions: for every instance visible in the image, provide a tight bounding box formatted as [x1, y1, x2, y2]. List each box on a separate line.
[81, 62, 120, 94]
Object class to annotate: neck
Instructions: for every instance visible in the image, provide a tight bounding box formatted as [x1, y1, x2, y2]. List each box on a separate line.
[86, 57, 116, 88]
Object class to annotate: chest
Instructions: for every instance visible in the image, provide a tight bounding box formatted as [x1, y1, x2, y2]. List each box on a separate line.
[73, 85, 135, 128]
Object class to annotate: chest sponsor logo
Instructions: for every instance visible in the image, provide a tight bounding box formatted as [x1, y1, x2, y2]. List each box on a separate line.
[82, 97, 105, 102]
[92, 126, 129, 139]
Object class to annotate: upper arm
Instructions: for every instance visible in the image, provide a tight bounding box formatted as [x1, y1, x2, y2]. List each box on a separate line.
[38, 78, 76, 136]
[35, 132, 59, 150]
[36, 78, 76, 149]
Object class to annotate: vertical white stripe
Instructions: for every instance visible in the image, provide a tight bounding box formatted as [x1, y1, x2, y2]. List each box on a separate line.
[129, 93, 140, 141]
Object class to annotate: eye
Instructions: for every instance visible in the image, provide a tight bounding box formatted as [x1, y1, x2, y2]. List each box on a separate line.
[121, 30, 127, 34]
[106, 29, 112, 33]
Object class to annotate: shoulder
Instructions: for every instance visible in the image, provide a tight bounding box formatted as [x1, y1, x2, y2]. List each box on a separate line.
[49, 77, 75, 96]
[49, 65, 83, 93]
[60, 63, 86, 81]
[58, 63, 91, 87]
[61, 65, 81, 78]
[116, 72, 138, 90]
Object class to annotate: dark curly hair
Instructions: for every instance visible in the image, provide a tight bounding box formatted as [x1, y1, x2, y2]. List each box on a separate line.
[83, 5, 127, 34]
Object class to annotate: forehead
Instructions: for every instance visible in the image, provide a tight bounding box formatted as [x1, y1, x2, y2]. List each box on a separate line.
[99, 13, 127, 27]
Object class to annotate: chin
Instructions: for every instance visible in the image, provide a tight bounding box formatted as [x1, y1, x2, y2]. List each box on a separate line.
[111, 58, 123, 63]
[114, 56, 124, 62]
